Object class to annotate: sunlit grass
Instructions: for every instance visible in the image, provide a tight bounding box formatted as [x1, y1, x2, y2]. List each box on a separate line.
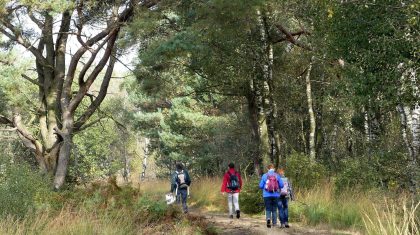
[189, 177, 227, 212]
[1, 177, 417, 234]
[184, 178, 419, 234]
[0, 207, 136, 235]
[290, 182, 368, 231]
[137, 178, 170, 196]
[363, 198, 419, 235]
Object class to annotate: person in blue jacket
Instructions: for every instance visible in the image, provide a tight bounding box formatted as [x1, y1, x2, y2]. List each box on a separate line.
[259, 164, 284, 228]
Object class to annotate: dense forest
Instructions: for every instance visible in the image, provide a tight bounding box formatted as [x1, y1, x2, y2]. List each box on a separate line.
[0, 0, 418, 234]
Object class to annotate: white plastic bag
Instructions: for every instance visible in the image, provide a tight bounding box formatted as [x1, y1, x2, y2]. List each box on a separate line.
[165, 193, 176, 205]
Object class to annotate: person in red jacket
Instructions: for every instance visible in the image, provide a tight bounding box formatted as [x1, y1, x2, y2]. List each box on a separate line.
[221, 163, 243, 219]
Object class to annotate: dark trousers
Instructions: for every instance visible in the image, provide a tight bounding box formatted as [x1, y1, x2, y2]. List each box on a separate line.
[278, 195, 289, 224]
[264, 196, 278, 224]
[177, 188, 188, 212]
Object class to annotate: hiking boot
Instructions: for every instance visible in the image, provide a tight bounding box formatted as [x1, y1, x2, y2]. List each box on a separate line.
[280, 223, 285, 228]
[229, 215, 234, 219]
[285, 222, 289, 228]
[266, 219, 271, 228]
[236, 210, 240, 219]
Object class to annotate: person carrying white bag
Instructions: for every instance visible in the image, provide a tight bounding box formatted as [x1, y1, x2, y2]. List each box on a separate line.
[168, 163, 191, 213]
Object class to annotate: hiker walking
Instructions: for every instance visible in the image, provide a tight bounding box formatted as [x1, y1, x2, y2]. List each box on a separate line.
[277, 168, 294, 228]
[170, 163, 191, 213]
[259, 164, 283, 228]
[221, 163, 243, 219]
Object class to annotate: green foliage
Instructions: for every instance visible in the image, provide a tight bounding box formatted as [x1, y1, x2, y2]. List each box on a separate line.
[0, 157, 53, 218]
[0, 51, 36, 115]
[20, 0, 74, 12]
[239, 176, 264, 214]
[69, 97, 136, 184]
[70, 120, 123, 182]
[285, 153, 327, 189]
[334, 152, 411, 193]
[135, 196, 172, 223]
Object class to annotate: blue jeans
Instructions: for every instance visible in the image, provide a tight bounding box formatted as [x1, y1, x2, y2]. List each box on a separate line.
[177, 188, 188, 212]
[264, 197, 278, 224]
[278, 195, 289, 224]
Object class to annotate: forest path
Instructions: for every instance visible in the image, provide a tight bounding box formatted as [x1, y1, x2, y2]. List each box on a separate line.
[189, 210, 356, 235]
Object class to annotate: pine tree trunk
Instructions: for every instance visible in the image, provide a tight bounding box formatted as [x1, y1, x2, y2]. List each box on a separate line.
[53, 110, 74, 189]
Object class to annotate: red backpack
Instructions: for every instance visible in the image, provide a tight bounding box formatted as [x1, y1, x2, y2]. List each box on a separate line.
[265, 174, 279, 192]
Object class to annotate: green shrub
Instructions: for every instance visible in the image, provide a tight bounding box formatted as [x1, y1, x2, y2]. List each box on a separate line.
[285, 152, 327, 189]
[334, 155, 389, 193]
[239, 176, 264, 214]
[329, 203, 362, 229]
[334, 151, 413, 193]
[135, 196, 172, 223]
[289, 201, 305, 222]
[0, 158, 53, 218]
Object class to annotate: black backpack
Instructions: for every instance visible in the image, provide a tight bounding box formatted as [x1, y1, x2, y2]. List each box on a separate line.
[227, 171, 239, 191]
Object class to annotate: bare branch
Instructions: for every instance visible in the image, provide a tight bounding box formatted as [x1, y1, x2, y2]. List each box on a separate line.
[78, 34, 112, 85]
[69, 29, 119, 113]
[21, 74, 44, 87]
[272, 30, 310, 43]
[0, 20, 50, 66]
[73, 43, 118, 131]
[0, 127, 17, 131]
[275, 24, 311, 50]
[28, 9, 44, 29]
[76, 118, 102, 132]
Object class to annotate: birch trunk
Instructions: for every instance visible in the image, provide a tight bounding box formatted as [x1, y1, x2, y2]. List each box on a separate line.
[305, 59, 316, 161]
[257, 9, 280, 165]
[364, 108, 371, 143]
[397, 105, 415, 159]
[141, 137, 150, 181]
[406, 68, 419, 193]
[123, 139, 130, 182]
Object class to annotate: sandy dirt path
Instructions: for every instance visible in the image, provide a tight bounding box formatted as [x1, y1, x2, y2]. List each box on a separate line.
[191, 211, 356, 235]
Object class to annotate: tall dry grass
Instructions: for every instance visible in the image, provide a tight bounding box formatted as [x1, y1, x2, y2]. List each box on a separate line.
[363, 198, 419, 235]
[290, 182, 370, 230]
[186, 178, 419, 234]
[0, 207, 135, 235]
[189, 177, 227, 212]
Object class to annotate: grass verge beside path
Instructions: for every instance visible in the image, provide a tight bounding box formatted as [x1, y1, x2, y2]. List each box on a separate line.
[185, 178, 419, 235]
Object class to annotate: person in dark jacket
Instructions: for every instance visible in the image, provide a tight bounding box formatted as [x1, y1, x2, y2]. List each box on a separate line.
[170, 163, 191, 213]
[221, 163, 243, 219]
[259, 164, 283, 228]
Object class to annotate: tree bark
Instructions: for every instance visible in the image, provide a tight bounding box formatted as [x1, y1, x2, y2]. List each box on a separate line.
[256, 9, 281, 166]
[247, 79, 264, 176]
[0, 0, 143, 189]
[141, 137, 150, 181]
[305, 59, 316, 161]
[397, 104, 415, 159]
